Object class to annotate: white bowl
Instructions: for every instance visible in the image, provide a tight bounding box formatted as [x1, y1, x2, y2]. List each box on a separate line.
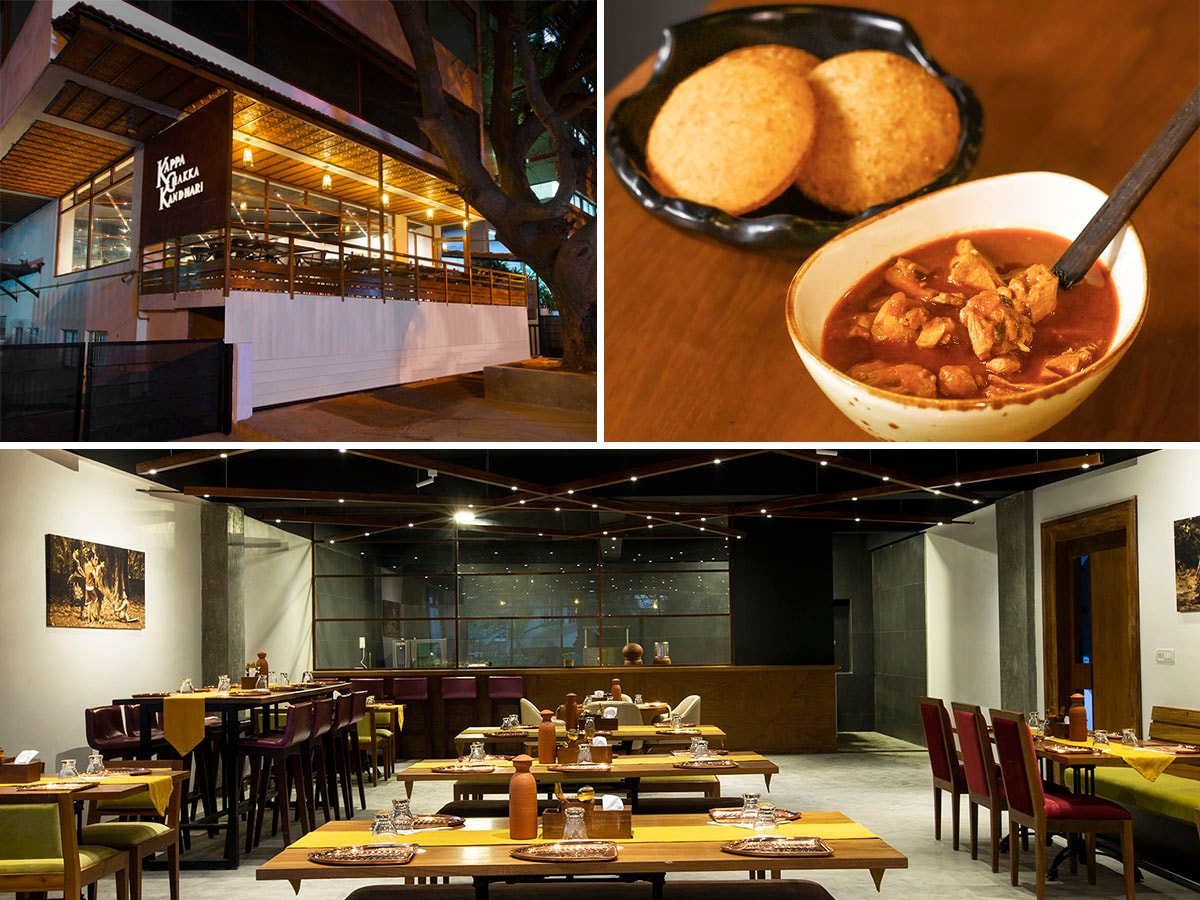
[785, 171, 1147, 441]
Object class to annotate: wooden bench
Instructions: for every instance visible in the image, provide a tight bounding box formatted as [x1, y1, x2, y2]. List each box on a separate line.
[345, 878, 836, 899]
[1085, 706, 1200, 883]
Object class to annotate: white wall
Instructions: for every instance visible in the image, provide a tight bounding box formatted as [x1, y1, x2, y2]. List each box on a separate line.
[224, 291, 529, 408]
[0, 451, 203, 765]
[244, 516, 312, 681]
[1031, 450, 1200, 724]
[925, 504, 1001, 709]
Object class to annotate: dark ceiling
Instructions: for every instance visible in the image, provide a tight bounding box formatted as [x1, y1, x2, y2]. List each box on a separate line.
[75, 448, 1151, 544]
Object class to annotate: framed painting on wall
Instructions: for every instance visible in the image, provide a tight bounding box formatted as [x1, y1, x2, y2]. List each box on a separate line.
[45, 534, 145, 629]
[1174, 514, 1200, 612]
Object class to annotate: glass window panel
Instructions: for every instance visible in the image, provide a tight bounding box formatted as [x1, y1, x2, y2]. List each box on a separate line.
[269, 183, 305, 204]
[604, 615, 731, 665]
[113, 156, 134, 181]
[602, 572, 729, 616]
[309, 193, 339, 213]
[315, 574, 455, 618]
[314, 621, 457, 669]
[459, 617, 584, 668]
[232, 172, 265, 196]
[71, 207, 90, 271]
[460, 574, 597, 618]
[316, 540, 453, 575]
[459, 538, 596, 573]
[89, 179, 133, 267]
[605, 537, 730, 570]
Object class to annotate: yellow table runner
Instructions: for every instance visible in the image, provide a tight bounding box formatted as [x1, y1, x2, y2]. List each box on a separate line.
[405, 752, 769, 774]
[163, 692, 211, 755]
[36, 774, 173, 815]
[290, 819, 877, 850]
[1047, 738, 1176, 781]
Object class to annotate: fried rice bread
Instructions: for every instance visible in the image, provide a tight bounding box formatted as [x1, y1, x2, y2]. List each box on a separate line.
[796, 50, 960, 215]
[646, 45, 818, 215]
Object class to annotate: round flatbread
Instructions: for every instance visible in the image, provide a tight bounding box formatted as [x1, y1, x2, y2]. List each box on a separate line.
[646, 46, 818, 215]
[796, 50, 961, 215]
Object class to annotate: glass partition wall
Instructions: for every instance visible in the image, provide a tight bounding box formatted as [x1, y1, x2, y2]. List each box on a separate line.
[313, 528, 732, 669]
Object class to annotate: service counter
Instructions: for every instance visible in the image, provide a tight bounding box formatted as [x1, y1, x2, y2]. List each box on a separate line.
[320, 665, 837, 754]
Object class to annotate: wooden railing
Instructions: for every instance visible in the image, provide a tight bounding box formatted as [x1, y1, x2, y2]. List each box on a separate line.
[139, 229, 528, 307]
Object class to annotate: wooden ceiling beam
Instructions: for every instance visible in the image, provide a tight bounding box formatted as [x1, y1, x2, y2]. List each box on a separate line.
[134, 449, 252, 475]
[553, 450, 766, 494]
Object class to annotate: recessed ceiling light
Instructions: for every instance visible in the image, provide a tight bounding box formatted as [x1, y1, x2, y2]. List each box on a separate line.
[454, 511, 475, 525]
[630, 476, 638, 482]
[148, 468, 157, 475]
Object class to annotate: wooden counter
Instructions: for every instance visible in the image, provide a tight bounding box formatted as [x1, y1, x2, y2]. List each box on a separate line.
[321, 665, 836, 753]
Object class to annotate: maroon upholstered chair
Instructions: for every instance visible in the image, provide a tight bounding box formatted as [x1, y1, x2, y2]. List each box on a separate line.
[439, 676, 478, 757]
[917, 696, 967, 849]
[85, 705, 142, 759]
[487, 675, 524, 723]
[349, 676, 386, 701]
[346, 691, 369, 809]
[391, 677, 431, 758]
[990, 708, 1135, 900]
[308, 698, 336, 824]
[952, 701, 1007, 871]
[330, 692, 358, 817]
[239, 701, 316, 852]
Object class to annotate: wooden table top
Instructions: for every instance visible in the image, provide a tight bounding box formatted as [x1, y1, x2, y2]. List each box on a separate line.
[255, 811, 906, 888]
[603, 0, 1199, 441]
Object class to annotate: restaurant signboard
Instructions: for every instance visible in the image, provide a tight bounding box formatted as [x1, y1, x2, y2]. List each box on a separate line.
[139, 92, 232, 246]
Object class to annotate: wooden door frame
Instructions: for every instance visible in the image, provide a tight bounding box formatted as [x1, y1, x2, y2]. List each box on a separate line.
[1040, 498, 1141, 731]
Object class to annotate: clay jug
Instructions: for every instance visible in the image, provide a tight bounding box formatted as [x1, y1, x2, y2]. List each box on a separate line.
[537, 709, 557, 764]
[563, 692, 579, 733]
[611, 678, 623, 701]
[255, 651, 269, 676]
[508, 754, 538, 839]
[1068, 692, 1088, 742]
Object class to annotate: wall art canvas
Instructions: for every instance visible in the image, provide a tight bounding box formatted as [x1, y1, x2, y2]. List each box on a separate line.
[1174, 514, 1200, 612]
[45, 534, 145, 629]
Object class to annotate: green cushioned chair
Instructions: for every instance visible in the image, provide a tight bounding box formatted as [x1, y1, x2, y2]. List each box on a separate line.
[82, 758, 183, 900]
[0, 792, 129, 899]
[1072, 767, 1200, 824]
[358, 712, 394, 785]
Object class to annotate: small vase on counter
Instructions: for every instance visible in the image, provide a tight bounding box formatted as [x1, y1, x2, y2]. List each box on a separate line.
[538, 709, 557, 764]
[611, 678, 623, 701]
[1068, 692, 1088, 742]
[563, 692, 579, 733]
[508, 755, 538, 839]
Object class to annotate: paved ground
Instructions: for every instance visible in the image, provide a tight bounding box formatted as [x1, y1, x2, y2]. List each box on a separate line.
[188, 372, 596, 442]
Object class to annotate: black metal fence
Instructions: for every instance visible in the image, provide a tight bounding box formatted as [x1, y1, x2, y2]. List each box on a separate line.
[530, 313, 563, 359]
[0, 340, 232, 441]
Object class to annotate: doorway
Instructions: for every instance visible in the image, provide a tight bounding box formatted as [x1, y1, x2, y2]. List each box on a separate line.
[1040, 499, 1141, 733]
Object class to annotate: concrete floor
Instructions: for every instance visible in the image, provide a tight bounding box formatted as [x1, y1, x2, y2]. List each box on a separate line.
[187, 372, 596, 442]
[96, 746, 1195, 900]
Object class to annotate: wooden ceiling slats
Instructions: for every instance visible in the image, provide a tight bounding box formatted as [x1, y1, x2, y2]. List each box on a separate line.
[0, 121, 128, 197]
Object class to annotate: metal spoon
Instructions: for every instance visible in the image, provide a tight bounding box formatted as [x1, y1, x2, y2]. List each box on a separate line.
[1053, 82, 1199, 289]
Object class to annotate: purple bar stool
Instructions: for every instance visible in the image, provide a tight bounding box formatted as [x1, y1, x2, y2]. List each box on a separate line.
[390, 677, 431, 759]
[239, 701, 316, 852]
[439, 676, 478, 757]
[487, 675, 524, 724]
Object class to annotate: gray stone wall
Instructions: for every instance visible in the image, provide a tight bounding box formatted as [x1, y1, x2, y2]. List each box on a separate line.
[872, 536, 927, 745]
[832, 534, 875, 731]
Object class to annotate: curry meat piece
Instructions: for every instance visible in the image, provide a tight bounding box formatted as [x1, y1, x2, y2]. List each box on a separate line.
[947, 239, 1002, 292]
[884, 257, 934, 299]
[938, 365, 985, 398]
[1042, 346, 1096, 379]
[870, 292, 929, 341]
[847, 359, 938, 398]
[1007, 263, 1058, 324]
[958, 290, 1034, 360]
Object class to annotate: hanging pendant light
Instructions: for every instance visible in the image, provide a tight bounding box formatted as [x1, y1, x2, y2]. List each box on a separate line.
[242, 147, 254, 167]
[321, 171, 332, 190]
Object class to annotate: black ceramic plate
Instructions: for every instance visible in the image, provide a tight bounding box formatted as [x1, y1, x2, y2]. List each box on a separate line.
[606, 4, 983, 255]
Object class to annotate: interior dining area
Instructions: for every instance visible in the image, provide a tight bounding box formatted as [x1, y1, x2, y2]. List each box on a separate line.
[1, 447, 1197, 900]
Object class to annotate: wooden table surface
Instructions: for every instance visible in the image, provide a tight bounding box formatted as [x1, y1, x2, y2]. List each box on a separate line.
[603, 0, 1199, 441]
[454, 724, 727, 755]
[255, 811, 907, 893]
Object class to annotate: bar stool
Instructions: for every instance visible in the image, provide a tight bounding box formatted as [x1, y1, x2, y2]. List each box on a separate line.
[308, 698, 336, 824]
[391, 677, 431, 759]
[487, 675, 524, 724]
[439, 676, 478, 757]
[347, 692, 369, 810]
[349, 676, 386, 701]
[85, 706, 141, 760]
[329, 692, 357, 818]
[240, 701, 315, 852]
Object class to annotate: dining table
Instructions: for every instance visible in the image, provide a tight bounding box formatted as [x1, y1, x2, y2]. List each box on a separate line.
[255, 811, 907, 898]
[453, 724, 727, 757]
[111, 680, 350, 868]
[398, 751, 777, 808]
[0, 769, 189, 837]
[602, 0, 1199, 441]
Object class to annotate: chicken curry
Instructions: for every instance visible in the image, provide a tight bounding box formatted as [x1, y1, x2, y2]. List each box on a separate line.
[821, 229, 1119, 401]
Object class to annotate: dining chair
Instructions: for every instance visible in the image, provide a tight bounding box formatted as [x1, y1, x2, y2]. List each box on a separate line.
[240, 700, 316, 851]
[81, 758, 183, 900]
[0, 791, 129, 900]
[990, 708, 1136, 900]
[917, 696, 967, 849]
[951, 701, 1007, 871]
[85, 705, 142, 760]
[667, 694, 701, 725]
[356, 701, 395, 786]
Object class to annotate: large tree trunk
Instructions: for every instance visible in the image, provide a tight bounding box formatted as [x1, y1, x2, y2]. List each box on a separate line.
[549, 219, 596, 371]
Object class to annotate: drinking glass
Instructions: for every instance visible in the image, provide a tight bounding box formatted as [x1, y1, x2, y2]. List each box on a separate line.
[58, 758, 79, 779]
[1121, 728, 1139, 746]
[217, 674, 231, 694]
[255, 673, 269, 690]
[371, 812, 397, 838]
[584, 716, 596, 740]
[671, 715, 682, 731]
[634, 694, 644, 705]
[179, 677, 194, 693]
[577, 743, 592, 764]
[562, 806, 587, 840]
[277, 671, 289, 685]
[302, 671, 314, 684]
[469, 741, 486, 763]
[1092, 730, 1110, 749]
[391, 798, 414, 832]
[692, 739, 709, 760]
[85, 753, 105, 776]
[366, 695, 376, 707]
[753, 802, 778, 832]
[740, 792, 760, 825]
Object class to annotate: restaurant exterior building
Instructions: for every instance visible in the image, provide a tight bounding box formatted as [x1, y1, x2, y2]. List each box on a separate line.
[2, 448, 1197, 770]
[0, 1, 532, 414]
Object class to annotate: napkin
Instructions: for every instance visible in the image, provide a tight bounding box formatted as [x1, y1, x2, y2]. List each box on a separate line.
[591, 736, 607, 746]
[604, 706, 618, 718]
[163, 695, 206, 755]
[601, 794, 623, 811]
